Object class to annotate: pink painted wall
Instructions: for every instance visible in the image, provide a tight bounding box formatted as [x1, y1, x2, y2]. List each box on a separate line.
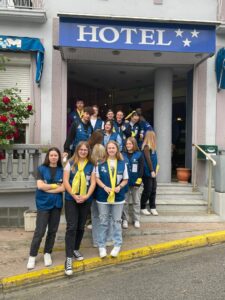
[192, 61, 207, 186]
[51, 18, 67, 151]
[216, 90, 225, 148]
[29, 55, 41, 144]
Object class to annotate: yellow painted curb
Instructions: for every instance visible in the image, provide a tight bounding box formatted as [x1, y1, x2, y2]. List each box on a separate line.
[1, 230, 225, 291]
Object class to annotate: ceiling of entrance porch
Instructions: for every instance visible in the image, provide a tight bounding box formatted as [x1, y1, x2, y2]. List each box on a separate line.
[63, 47, 208, 90]
[68, 60, 188, 90]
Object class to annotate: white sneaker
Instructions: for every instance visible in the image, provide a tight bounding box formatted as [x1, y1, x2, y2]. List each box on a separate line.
[99, 247, 107, 258]
[122, 220, 128, 229]
[87, 224, 92, 230]
[44, 253, 52, 267]
[134, 221, 140, 228]
[150, 209, 159, 216]
[65, 257, 73, 276]
[110, 246, 121, 258]
[27, 256, 36, 270]
[141, 209, 151, 216]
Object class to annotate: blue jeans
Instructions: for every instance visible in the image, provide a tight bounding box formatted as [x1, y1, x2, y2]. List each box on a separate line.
[91, 200, 113, 246]
[97, 202, 124, 248]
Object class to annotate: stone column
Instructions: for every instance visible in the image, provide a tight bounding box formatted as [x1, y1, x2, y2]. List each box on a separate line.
[154, 68, 173, 183]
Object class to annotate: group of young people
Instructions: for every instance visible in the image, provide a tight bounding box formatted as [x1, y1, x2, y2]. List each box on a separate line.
[26, 98, 159, 276]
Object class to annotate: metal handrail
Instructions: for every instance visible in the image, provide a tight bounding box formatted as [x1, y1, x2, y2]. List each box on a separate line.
[192, 143, 217, 214]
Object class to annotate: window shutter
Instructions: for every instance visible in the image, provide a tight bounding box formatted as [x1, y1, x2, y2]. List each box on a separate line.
[0, 64, 31, 101]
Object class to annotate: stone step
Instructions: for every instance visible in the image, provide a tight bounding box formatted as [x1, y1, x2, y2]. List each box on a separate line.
[156, 198, 207, 212]
[156, 206, 207, 212]
[157, 183, 193, 187]
[140, 212, 223, 223]
[156, 192, 203, 200]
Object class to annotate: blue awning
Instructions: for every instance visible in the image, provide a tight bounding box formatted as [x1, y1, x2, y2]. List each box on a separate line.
[0, 35, 44, 85]
[216, 48, 225, 90]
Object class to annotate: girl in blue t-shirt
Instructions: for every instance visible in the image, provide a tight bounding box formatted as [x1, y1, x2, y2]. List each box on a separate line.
[27, 147, 65, 270]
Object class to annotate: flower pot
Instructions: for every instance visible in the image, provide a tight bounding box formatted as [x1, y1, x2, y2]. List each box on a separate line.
[176, 168, 191, 183]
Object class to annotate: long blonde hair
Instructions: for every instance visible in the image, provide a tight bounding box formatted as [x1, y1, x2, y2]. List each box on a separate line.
[105, 141, 123, 160]
[91, 144, 106, 166]
[142, 131, 156, 151]
[70, 141, 91, 171]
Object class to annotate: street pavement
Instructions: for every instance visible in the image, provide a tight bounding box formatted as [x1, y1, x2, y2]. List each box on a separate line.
[3, 243, 225, 300]
[0, 215, 225, 278]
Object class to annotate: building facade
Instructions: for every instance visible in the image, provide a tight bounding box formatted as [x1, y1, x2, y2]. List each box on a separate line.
[0, 0, 225, 224]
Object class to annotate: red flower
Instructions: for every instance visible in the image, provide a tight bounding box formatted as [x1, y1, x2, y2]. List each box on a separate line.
[10, 113, 16, 118]
[27, 104, 32, 111]
[6, 134, 13, 140]
[10, 121, 16, 126]
[2, 96, 10, 104]
[0, 115, 8, 122]
[0, 131, 3, 136]
[13, 129, 19, 139]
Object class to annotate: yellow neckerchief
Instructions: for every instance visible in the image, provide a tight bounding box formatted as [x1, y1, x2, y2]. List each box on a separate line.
[107, 158, 118, 204]
[71, 159, 88, 195]
[125, 110, 136, 120]
[77, 109, 83, 118]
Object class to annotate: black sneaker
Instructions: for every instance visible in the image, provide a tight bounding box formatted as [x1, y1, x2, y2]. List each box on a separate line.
[65, 257, 73, 276]
[73, 250, 84, 261]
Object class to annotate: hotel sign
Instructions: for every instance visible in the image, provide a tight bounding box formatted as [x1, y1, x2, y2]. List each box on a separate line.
[59, 17, 215, 53]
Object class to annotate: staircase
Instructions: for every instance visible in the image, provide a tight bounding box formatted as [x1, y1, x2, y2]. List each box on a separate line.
[141, 183, 223, 223]
[157, 183, 206, 212]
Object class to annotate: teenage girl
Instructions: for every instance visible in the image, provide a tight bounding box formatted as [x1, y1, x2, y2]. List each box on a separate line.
[63, 141, 96, 276]
[122, 137, 144, 228]
[103, 120, 122, 151]
[27, 147, 64, 270]
[141, 131, 159, 216]
[96, 141, 128, 258]
[91, 143, 113, 248]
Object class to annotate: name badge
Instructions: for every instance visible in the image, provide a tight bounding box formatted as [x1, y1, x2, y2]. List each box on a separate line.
[132, 164, 138, 173]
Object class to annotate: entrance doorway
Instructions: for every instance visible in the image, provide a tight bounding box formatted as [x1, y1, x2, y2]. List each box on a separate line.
[67, 60, 191, 174]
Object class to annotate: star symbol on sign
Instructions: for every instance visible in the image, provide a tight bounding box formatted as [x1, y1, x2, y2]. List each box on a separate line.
[175, 29, 184, 37]
[191, 29, 200, 38]
[183, 38, 191, 47]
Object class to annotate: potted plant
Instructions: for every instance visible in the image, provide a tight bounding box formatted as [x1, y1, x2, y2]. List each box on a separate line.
[176, 167, 191, 183]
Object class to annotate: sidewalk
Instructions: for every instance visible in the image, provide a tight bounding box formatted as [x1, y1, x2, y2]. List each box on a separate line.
[1, 214, 225, 279]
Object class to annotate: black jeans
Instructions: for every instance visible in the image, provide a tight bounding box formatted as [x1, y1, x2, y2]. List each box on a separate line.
[29, 207, 61, 256]
[65, 200, 91, 257]
[141, 176, 157, 209]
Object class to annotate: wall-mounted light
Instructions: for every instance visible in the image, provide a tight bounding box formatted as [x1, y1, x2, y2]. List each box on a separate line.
[177, 117, 183, 122]
[112, 50, 120, 55]
[195, 53, 203, 59]
[69, 47, 77, 53]
[154, 52, 162, 57]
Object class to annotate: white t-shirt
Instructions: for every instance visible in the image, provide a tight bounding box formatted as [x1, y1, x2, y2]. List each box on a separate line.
[64, 162, 71, 172]
[91, 118, 97, 129]
[96, 160, 128, 205]
[95, 160, 128, 180]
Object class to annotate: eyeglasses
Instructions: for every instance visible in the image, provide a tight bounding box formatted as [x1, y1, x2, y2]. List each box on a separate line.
[78, 149, 88, 152]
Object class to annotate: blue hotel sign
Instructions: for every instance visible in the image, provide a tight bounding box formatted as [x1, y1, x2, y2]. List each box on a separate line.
[59, 17, 215, 54]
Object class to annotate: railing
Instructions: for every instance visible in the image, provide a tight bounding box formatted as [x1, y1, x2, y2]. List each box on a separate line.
[0, 144, 49, 189]
[192, 144, 217, 214]
[0, 0, 44, 10]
